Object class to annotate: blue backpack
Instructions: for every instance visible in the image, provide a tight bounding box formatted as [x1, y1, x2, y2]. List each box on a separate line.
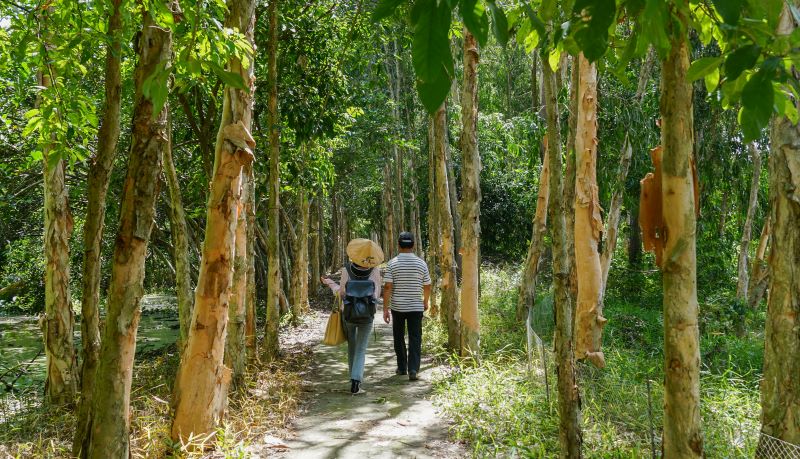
[342, 263, 376, 324]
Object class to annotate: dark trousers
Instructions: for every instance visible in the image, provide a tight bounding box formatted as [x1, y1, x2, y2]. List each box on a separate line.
[391, 310, 423, 373]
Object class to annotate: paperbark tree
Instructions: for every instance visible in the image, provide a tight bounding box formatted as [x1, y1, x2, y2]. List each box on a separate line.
[39, 10, 78, 407]
[459, 29, 480, 357]
[516, 139, 549, 322]
[225, 163, 251, 384]
[543, 55, 582, 458]
[748, 217, 770, 308]
[736, 144, 761, 300]
[245, 166, 257, 360]
[310, 197, 322, 294]
[284, 192, 310, 323]
[263, 0, 281, 362]
[434, 104, 460, 351]
[574, 54, 606, 369]
[427, 117, 440, 318]
[599, 135, 632, 295]
[171, 0, 256, 442]
[80, 6, 173, 456]
[163, 129, 193, 349]
[759, 2, 800, 446]
[75, 1, 122, 443]
[660, 3, 703, 455]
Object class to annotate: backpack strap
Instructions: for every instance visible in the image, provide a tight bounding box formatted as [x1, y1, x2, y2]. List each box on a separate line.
[345, 262, 372, 280]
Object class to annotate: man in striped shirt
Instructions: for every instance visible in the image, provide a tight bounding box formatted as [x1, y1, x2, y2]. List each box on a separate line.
[383, 232, 431, 381]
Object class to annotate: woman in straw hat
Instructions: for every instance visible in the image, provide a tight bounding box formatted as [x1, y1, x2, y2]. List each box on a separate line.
[321, 238, 384, 395]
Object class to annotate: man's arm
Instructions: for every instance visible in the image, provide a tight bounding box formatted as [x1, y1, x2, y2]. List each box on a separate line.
[383, 282, 393, 323]
[423, 284, 431, 312]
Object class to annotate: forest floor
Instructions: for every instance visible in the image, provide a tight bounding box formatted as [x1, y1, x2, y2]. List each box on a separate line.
[260, 305, 466, 459]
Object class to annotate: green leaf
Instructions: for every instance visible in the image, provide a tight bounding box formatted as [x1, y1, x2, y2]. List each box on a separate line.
[724, 45, 760, 81]
[704, 67, 720, 93]
[522, 4, 547, 37]
[372, 0, 404, 22]
[541, 0, 557, 21]
[571, 0, 616, 62]
[411, 0, 454, 113]
[687, 56, 723, 82]
[460, 0, 489, 46]
[712, 0, 743, 25]
[487, 1, 509, 46]
[640, 0, 670, 58]
[740, 71, 774, 142]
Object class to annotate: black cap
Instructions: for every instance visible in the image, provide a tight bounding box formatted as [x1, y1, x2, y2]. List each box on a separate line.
[398, 231, 414, 248]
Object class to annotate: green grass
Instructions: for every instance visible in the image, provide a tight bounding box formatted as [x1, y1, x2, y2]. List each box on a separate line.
[429, 266, 763, 458]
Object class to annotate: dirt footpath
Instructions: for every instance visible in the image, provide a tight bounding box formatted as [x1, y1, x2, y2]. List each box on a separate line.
[272, 311, 465, 459]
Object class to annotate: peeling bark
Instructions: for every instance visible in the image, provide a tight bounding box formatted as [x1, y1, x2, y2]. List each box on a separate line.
[245, 165, 257, 361]
[574, 54, 606, 369]
[748, 217, 770, 308]
[544, 55, 582, 459]
[82, 5, 172, 456]
[759, 2, 800, 445]
[39, 10, 78, 408]
[171, 0, 256, 443]
[427, 117, 440, 318]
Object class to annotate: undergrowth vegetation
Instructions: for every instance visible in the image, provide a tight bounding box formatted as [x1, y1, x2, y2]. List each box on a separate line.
[429, 266, 763, 458]
[0, 344, 304, 458]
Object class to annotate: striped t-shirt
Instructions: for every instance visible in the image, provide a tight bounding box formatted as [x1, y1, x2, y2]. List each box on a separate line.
[384, 253, 432, 312]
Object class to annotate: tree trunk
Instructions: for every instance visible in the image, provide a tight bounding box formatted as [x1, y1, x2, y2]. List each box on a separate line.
[225, 163, 250, 385]
[574, 55, 606, 369]
[39, 15, 78, 408]
[635, 46, 656, 103]
[427, 118, 440, 318]
[543, 54, 582, 459]
[600, 135, 633, 295]
[310, 196, 321, 294]
[736, 144, 761, 300]
[75, 0, 122, 449]
[245, 166, 257, 360]
[171, 0, 256, 442]
[565, 58, 579, 306]
[383, 162, 396, 258]
[163, 124, 193, 349]
[459, 30, 481, 357]
[516, 140, 549, 322]
[82, 7, 172, 456]
[759, 3, 800, 445]
[628, 211, 642, 266]
[660, 8, 703, 456]
[748, 217, 770, 308]
[434, 104, 460, 351]
[288, 191, 310, 321]
[446, 142, 462, 274]
[262, 0, 281, 363]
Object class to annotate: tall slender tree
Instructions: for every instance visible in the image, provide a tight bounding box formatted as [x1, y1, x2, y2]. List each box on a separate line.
[543, 54, 582, 458]
[80, 4, 174, 455]
[75, 0, 123, 437]
[263, 0, 281, 362]
[659, 1, 702, 455]
[573, 54, 606, 369]
[39, 7, 78, 407]
[459, 29, 480, 357]
[759, 2, 800, 447]
[171, 0, 257, 441]
[433, 104, 460, 351]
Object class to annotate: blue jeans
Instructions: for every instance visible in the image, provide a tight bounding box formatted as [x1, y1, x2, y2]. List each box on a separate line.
[344, 320, 373, 382]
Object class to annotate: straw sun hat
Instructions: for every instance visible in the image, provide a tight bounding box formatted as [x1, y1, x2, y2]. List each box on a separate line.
[346, 238, 384, 268]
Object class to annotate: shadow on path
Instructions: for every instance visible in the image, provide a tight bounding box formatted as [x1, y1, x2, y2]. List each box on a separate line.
[274, 313, 464, 459]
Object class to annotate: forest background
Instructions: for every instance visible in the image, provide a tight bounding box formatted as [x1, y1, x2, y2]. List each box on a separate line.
[0, 0, 798, 457]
